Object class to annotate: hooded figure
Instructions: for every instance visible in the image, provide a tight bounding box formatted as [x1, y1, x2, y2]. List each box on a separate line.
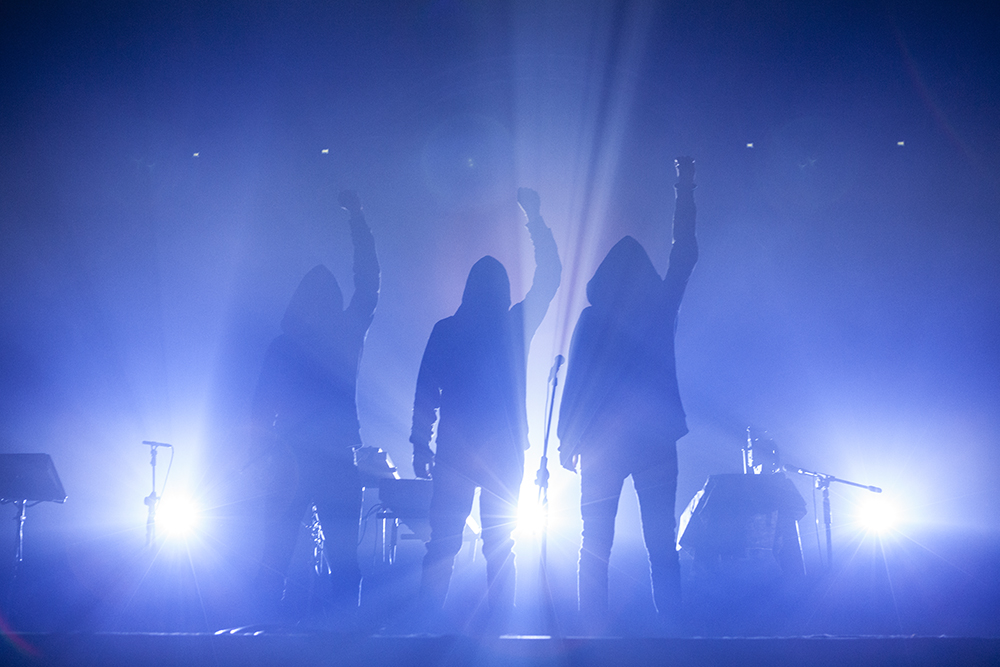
[250, 191, 379, 622]
[412, 256, 526, 473]
[557, 158, 698, 630]
[410, 188, 561, 625]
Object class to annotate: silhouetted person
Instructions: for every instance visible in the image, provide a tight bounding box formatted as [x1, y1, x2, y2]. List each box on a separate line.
[250, 190, 379, 623]
[410, 188, 561, 625]
[558, 157, 698, 632]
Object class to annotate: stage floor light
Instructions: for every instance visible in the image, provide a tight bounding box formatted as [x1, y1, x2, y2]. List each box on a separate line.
[856, 494, 898, 533]
[156, 495, 201, 538]
[516, 498, 547, 536]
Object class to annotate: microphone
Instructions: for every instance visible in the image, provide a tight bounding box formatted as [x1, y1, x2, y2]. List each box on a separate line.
[142, 441, 173, 448]
[783, 464, 882, 493]
[549, 354, 565, 381]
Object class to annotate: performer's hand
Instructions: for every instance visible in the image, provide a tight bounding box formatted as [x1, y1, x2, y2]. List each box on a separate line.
[338, 189, 363, 215]
[559, 449, 579, 473]
[675, 156, 695, 186]
[413, 443, 435, 479]
[517, 187, 541, 220]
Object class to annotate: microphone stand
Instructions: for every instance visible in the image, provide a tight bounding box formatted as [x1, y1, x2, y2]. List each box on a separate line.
[534, 355, 563, 636]
[142, 441, 172, 547]
[784, 464, 882, 568]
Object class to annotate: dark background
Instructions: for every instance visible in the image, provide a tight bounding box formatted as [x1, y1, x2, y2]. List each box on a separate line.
[1, 0, 998, 636]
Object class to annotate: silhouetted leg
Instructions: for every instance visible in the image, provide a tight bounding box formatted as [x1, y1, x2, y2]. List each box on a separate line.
[479, 473, 520, 617]
[256, 500, 305, 607]
[579, 452, 627, 629]
[255, 454, 306, 615]
[421, 464, 476, 610]
[632, 442, 680, 617]
[314, 459, 363, 612]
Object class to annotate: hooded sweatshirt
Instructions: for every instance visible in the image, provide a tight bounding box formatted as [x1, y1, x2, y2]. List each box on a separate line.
[410, 217, 560, 472]
[251, 212, 379, 452]
[558, 184, 697, 456]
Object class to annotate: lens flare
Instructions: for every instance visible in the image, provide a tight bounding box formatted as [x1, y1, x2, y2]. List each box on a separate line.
[156, 495, 201, 538]
[857, 495, 898, 533]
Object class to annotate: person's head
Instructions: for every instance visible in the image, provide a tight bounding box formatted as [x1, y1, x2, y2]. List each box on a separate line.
[281, 264, 342, 336]
[458, 255, 510, 317]
[586, 236, 660, 308]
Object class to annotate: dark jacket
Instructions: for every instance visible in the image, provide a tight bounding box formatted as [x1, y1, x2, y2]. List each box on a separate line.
[251, 212, 379, 454]
[558, 185, 697, 455]
[410, 218, 561, 470]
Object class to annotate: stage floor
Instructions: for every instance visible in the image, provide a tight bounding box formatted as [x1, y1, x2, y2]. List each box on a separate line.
[2, 632, 999, 667]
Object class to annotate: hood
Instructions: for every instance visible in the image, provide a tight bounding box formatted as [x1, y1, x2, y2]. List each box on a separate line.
[281, 264, 343, 336]
[457, 255, 511, 317]
[586, 236, 660, 308]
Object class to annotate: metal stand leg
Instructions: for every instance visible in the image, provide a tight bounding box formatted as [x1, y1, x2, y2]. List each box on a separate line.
[14, 500, 25, 566]
[4, 500, 27, 615]
[376, 511, 399, 565]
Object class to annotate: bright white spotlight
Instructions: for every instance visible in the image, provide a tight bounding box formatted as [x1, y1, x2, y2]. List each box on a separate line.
[857, 495, 898, 533]
[516, 499, 548, 536]
[156, 496, 201, 538]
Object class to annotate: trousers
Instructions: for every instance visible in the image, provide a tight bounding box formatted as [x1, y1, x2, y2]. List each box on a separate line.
[420, 459, 521, 614]
[578, 440, 680, 617]
[256, 446, 362, 614]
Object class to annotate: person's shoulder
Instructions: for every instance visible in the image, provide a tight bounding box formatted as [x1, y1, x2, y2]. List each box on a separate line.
[576, 305, 597, 322]
[430, 315, 458, 336]
[436, 312, 458, 326]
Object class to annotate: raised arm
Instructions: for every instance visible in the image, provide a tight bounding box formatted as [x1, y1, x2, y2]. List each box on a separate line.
[339, 190, 380, 324]
[516, 187, 562, 337]
[663, 157, 698, 299]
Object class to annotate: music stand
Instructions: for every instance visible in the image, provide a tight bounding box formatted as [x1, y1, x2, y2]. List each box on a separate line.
[0, 454, 67, 569]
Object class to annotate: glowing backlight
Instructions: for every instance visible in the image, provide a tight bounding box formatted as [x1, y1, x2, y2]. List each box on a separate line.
[156, 496, 201, 538]
[857, 495, 898, 533]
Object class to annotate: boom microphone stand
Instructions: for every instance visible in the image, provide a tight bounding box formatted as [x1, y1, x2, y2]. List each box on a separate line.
[534, 354, 564, 635]
[784, 464, 882, 568]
